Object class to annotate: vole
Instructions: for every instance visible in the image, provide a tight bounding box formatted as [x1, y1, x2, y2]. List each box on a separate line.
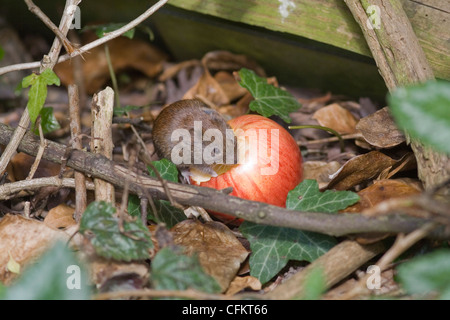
[152, 99, 237, 182]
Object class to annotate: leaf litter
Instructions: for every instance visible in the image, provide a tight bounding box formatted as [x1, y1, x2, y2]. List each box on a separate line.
[0, 22, 447, 300]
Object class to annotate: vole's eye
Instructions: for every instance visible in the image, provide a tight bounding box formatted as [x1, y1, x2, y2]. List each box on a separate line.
[212, 147, 221, 156]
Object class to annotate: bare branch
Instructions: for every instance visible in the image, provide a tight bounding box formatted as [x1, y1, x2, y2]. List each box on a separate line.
[0, 0, 169, 76]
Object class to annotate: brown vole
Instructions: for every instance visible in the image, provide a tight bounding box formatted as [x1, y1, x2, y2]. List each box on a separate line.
[152, 99, 236, 181]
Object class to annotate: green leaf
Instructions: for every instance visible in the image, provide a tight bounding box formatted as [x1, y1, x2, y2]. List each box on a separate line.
[21, 69, 60, 124]
[150, 247, 221, 294]
[0, 242, 91, 300]
[39, 68, 61, 86]
[79, 201, 153, 261]
[388, 80, 450, 155]
[128, 194, 186, 229]
[94, 23, 135, 39]
[238, 68, 301, 123]
[33, 107, 61, 135]
[286, 179, 360, 213]
[0, 45, 4, 60]
[396, 249, 450, 299]
[240, 221, 336, 284]
[141, 159, 186, 228]
[147, 158, 179, 183]
[240, 179, 358, 284]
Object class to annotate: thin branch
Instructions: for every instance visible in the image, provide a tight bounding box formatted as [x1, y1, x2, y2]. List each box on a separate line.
[1, 122, 449, 240]
[24, 0, 75, 55]
[69, 84, 87, 221]
[0, 0, 169, 76]
[0, 176, 94, 201]
[0, 0, 80, 177]
[340, 222, 437, 300]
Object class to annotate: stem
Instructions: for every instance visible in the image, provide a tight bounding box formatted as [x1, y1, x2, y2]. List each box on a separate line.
[289, 125, 345, 152]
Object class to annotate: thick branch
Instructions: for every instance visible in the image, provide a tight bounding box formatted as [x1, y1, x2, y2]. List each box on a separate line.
[0, 122, 448, 239]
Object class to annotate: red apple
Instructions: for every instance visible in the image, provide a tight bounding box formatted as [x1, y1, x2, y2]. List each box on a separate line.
[191, 114, 303, 224]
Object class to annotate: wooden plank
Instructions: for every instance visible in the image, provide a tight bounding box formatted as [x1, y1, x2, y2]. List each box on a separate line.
[167, 0, 450, 80]
[152, 7, 388, 100]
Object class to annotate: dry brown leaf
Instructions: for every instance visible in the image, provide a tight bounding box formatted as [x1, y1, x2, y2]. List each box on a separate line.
[214, 71, 248, 102]
[201, 50, 266, 77]
[88, 256, 149, 289]
[0, 214, 67, 285]
[356, 107, 405, 149]
[8, 153, 60, 182]
[225, 275, 262, 296]
[171, 219, 249, 292]
[312, 103, 359, 134]
[55, 36, 168, 94]
[342, 179, 422, 213]
[44, 203, 76, 229]
[182, 68, 230, 106]
[303, 161, 341, 189]
[326, 151, 399, 190]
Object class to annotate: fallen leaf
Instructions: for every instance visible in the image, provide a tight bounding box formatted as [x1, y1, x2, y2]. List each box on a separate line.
[201, 51, 266, 77]
[171, 219, 249, 292]
[55, 36, 168, 94]
[327, 151, 405, 191]
[0, 214, 67, 285]
[214, 71, 248, 102]
[89, 256, 149, 289]
[313, 103, 359, 134]
[303, 161, 341, 189]
[356, 107, 405, 148]
[342, 179, 422, 213]
[44, 203, 76, 229]
[182, 67, 230, 106]
[225, 275, 262, 296]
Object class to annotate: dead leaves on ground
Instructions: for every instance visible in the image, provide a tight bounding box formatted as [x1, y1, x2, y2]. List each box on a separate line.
[0, 27, 433, 299]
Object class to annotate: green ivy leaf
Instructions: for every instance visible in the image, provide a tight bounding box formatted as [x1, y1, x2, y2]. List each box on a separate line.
[238, 68, 301, 123]
[150, 247, 221, 294]
[0, 242, 91, 300]
[240, 221, 336, 284]
[388, 80, 450, 155]
[147, 158, 179, 183]
[22, 69, 60, 124]
[396, 249, 450, 299]
[32, 107, 61, 135]
[128, 194, 186, 229]
[79, 201, 153, 261]
[286, 179, 360, 213]
[241, 179, 359, 284]
[142, 159, 186, 228]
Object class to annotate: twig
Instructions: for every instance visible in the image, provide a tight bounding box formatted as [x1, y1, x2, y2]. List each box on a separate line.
[299, 133, 363, 146]
[24, 0, 76, 55]
[265, 240, 386, 299]
[0, 177, 94, 201]
[340, 222, 438, 300]
[0, 0, 80, 177]
[26, 121, 47, 180]
[1, 122, 449, 240]
[69, 84, 87, 221]
[0, 0, 169, 76]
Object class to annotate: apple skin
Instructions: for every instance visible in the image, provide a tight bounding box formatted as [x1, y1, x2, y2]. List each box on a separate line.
[193, 114, 303, 224]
